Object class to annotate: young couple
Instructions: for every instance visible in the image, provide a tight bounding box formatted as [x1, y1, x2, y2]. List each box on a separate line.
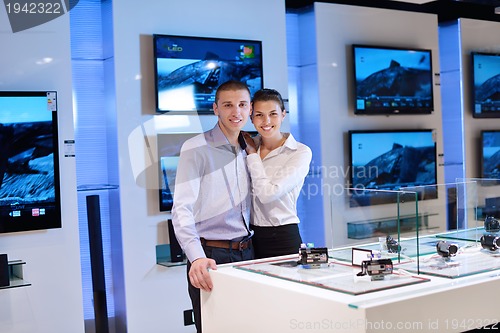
[171, 80, 312, 333]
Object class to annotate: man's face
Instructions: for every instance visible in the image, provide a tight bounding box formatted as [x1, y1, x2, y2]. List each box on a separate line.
[213, 89, 251, 137]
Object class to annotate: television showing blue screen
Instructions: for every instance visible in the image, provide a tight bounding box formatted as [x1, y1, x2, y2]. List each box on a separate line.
[153, 34, 263, 113]
[0, 91, 61, 233]
[158, 133, 199, 212]
[353, 45, 434, 115]
[481, 130, 500, 179]
[348, 129, 437, 207]
[472, 52, 500, 118]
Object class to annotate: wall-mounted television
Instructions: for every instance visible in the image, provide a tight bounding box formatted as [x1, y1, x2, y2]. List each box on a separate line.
[158, 133, 199, 212]
[480, 130, 500, 179]
[153, 34, 263, 114]
[348, 129, 437, 207]
[0, 91, 61, 233]
[472, 52, 500, 118]
[352, 44, 434, 115]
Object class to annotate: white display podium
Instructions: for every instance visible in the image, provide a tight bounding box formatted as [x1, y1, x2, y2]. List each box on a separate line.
[201, 254, 500, 333]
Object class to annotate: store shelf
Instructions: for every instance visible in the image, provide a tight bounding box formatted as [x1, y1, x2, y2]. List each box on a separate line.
[0, 260, 30, 290]
[156, 244, 187, 267]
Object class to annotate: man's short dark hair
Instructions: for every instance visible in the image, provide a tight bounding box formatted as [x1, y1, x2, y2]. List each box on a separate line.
[252, 88, 285, 112]
[215, 80, 251, 104]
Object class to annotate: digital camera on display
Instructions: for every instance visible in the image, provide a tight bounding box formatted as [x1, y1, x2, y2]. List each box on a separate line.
[480, 234, 500, 251]
[436, 240, 459, 258]
[357, 258, 393, 280]
[298, 244, 328, 267]
[484, 216, 500, 233]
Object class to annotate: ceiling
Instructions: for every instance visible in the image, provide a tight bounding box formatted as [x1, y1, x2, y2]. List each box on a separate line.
[285, 0, 500, 22]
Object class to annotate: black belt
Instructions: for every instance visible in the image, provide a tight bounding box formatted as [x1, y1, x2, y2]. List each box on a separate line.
[201, 238, 252, 251]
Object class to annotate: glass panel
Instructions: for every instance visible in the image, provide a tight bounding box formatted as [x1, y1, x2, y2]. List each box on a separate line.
[395, 181, 500, 278]
[457, 178, 500, 240]
[329, 188, 420, 266]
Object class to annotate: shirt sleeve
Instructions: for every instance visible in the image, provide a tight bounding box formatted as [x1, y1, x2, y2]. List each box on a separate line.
[171, 145, 206, 263]
[246, 146, 312, 204]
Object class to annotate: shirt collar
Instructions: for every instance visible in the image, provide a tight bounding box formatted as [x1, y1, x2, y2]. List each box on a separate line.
[256, 132, 298, 158]
[205, 123, 232, 148]
[282, 133, 298, 151]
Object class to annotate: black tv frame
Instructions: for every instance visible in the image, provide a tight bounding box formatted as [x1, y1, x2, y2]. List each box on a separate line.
[158, 133, 199, 212]
[347, 129, 438, 207]
[471, 52, 500, 119]
[480, 130, 500, 179]
[153, 34, 264, 114]
[352, 44, 434, 116]
[0, 91, 61, 233]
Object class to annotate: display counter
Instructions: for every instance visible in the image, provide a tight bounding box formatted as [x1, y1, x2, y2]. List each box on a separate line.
[201, 253, 500, 332]
[201, 180, 500, 332]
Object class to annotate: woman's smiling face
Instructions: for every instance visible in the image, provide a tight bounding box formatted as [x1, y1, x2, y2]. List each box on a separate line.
[251, 100, 286, 139]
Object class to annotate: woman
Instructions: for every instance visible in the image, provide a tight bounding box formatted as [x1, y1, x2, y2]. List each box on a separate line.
[243, 88, 312, 259]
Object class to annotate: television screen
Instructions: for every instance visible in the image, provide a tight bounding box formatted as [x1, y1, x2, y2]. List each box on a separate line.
[481, 130, 500, 179]
[153, 34, 263, 114]
[353, 45, 434, 115]
[348, 129, 437, 207]
[0, 91, 61, 233]
[472, 52, 500, 118]
[158, 133, 199, 212]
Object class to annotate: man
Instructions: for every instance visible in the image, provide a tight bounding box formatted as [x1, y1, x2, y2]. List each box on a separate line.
[172, 80, 254, 333]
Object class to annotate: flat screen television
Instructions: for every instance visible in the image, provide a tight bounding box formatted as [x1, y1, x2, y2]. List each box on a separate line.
[480, 130, 500, 179]
[153, 34, 263, 114]
[158, 133, 199, 212]
[352, 44, 434, 115]
[472, 52, 500, 118]
[348, 129, 437, 207]
[0, 91, 61, 233]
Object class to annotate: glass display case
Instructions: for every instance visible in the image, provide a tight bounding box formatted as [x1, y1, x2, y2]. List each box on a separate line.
[394, 179, 500, 278]
[336, 181, 500, 279]
[330, 186, 431, 268]
[235, 188, 430, 295]
[234, 181, 500, 294]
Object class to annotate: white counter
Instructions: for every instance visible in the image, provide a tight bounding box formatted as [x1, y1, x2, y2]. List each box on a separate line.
[201, 255, 500, 332]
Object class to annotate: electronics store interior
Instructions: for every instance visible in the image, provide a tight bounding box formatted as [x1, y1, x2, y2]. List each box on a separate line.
[2, 0, 500, 332]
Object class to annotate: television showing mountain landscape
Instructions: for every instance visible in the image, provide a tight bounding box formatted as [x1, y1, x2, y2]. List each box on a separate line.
[0, 91, 61, 233]
[348, 129, 437, 207]
[353, 45, 433, 115]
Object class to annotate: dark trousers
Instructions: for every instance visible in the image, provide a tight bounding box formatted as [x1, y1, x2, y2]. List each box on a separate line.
[187, 245, 254, 333]
[251, 223, 302, 259]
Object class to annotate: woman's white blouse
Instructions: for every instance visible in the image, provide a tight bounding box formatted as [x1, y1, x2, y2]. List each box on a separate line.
[246, 133, 312, 227]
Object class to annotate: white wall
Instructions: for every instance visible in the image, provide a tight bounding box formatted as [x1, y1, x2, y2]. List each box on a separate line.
[293, 3, 446, 247]
[109, 0, 289, 331]
[0, 9, 84, 333]
[459, 19, 500, 179]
